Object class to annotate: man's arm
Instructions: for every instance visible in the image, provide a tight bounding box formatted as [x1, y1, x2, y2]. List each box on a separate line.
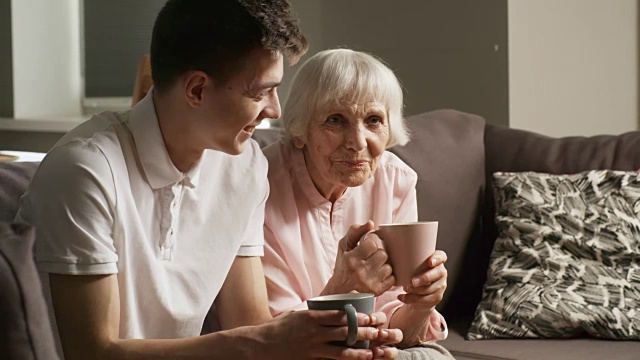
[49, 274, 252, 360]
[215, 256, 272, 329]
[49, 273, 395, 360]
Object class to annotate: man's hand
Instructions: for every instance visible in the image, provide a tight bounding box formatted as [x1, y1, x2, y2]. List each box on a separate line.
[257, 310, 402, 360]
[322, 221, 396, 297]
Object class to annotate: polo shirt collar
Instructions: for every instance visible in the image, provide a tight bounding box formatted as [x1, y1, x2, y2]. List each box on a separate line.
[128, 90, 201, 189]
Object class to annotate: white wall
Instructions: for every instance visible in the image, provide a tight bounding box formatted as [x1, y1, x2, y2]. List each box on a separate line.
[11, 0, 82, 118]
[508, 0, 638, 137]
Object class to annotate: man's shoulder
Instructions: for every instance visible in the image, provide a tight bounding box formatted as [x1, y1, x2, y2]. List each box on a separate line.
[41, 111, 132, 183]
[35, 140, 115, 194]
[242, 139, 269, 169]
[55, 110, 128, 153]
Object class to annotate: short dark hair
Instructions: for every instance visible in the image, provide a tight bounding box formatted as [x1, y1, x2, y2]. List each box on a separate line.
[150, 0, 308, 92]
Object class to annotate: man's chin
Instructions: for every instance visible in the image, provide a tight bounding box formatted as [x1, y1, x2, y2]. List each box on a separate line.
[220, 140, 247, 156]
[202, 139, 242, 155]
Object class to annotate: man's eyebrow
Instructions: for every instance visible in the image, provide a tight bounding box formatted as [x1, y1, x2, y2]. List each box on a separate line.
[251, 81, 281, 90]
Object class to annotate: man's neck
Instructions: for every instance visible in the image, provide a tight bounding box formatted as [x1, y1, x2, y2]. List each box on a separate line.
[153, 91, 204, 173]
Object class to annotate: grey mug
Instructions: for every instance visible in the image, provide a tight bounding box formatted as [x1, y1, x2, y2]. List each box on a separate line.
[307, 293, 375, 349]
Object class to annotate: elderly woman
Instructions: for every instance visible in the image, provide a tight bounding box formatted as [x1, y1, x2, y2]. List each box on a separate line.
[262, 49, 451, 357]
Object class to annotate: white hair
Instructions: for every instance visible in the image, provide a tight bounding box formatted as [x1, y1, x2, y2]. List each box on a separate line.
[281, 48, 409, 148]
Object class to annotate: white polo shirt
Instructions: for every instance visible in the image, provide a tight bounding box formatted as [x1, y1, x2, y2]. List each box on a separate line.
[17, 91, 268, 340]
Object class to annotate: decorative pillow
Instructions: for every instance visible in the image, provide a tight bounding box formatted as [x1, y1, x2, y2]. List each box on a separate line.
[468, 170, 640, 340]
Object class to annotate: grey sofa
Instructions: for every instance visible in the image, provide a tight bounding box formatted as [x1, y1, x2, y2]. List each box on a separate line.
[2, 109, 639, 359]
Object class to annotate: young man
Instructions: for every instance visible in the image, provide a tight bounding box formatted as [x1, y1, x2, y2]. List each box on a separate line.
[16, 1, 401, 359]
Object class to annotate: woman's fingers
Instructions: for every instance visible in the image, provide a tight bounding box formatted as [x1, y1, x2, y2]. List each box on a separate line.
[370, 345, 399, 360]
[319, 324, 385, 343]
[399, 277, 447, 305]
[351, 236, 380, 260]
[366, 248, 389, 267]
[410, 263, 447, 288]
[341, 221, 376, 252]
[309, 310, 378, 327]
[314, 345, 374, 360]
[367, 312, 388, 327]
[427, 250, 448, 267]
[375, 328, 403, 345]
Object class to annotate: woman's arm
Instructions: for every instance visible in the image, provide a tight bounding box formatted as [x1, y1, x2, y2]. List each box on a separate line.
[388, 251, 449, 347]
[262, 226, 309, 315]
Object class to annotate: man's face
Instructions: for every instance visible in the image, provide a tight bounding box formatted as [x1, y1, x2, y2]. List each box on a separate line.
[197, 48, 283, 155]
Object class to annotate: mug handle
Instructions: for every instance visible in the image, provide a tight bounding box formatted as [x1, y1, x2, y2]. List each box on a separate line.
[344, 304, 358, 346]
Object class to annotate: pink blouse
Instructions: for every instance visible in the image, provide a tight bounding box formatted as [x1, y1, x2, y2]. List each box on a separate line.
[262, 142, 447, 341]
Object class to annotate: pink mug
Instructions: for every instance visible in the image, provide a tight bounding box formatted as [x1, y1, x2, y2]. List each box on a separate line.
[362, 221, 438, 287]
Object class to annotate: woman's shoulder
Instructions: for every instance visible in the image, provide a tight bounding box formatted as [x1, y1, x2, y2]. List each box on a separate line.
[263, 141, 291, 173]
[262, 141, 298, 189]
[376, 151, 418, 180]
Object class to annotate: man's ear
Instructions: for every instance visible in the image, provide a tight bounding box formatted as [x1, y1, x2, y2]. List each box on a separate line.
[184, 71, 208, 108]
[293, 137, 305, 149]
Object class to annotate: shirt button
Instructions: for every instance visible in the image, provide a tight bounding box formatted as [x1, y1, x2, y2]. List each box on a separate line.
[171, 201, 176, 208]
[170, 228, 174, 235]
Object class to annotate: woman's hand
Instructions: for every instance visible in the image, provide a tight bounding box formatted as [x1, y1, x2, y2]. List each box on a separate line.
[370, 339, 401, 360]
[322, 221, 396, 297]
[257, 310, 402, 360]
[399, 250, 448, 311]
[390, 250, 448, 347]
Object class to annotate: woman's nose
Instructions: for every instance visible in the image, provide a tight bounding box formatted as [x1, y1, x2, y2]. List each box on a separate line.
[345, 125, 367, 151]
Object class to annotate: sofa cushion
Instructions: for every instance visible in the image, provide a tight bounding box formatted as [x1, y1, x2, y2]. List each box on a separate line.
[469, 170, 640, 340]
[441, 320, 640, 360]
[0, 162, 39, 223]
[0, 223, 59, 359]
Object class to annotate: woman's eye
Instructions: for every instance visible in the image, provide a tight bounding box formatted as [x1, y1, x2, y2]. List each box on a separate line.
[368, 116, 382, 125]
[326, 115, 343, 124]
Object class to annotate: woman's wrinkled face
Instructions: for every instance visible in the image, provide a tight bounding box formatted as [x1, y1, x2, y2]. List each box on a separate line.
[296, 100, 390, 199]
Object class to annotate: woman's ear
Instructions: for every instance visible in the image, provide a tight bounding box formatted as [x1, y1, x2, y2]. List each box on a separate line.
[293, 137, 305, 149]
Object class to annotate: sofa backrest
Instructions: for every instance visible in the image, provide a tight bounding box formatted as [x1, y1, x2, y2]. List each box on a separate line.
[388, 110, 486, 316]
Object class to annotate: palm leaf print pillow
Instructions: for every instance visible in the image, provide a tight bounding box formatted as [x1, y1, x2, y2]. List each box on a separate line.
[468, 170, 640, 340]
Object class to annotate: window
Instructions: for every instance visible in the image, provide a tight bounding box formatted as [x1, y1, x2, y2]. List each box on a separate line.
[81, 0, 164, 113]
